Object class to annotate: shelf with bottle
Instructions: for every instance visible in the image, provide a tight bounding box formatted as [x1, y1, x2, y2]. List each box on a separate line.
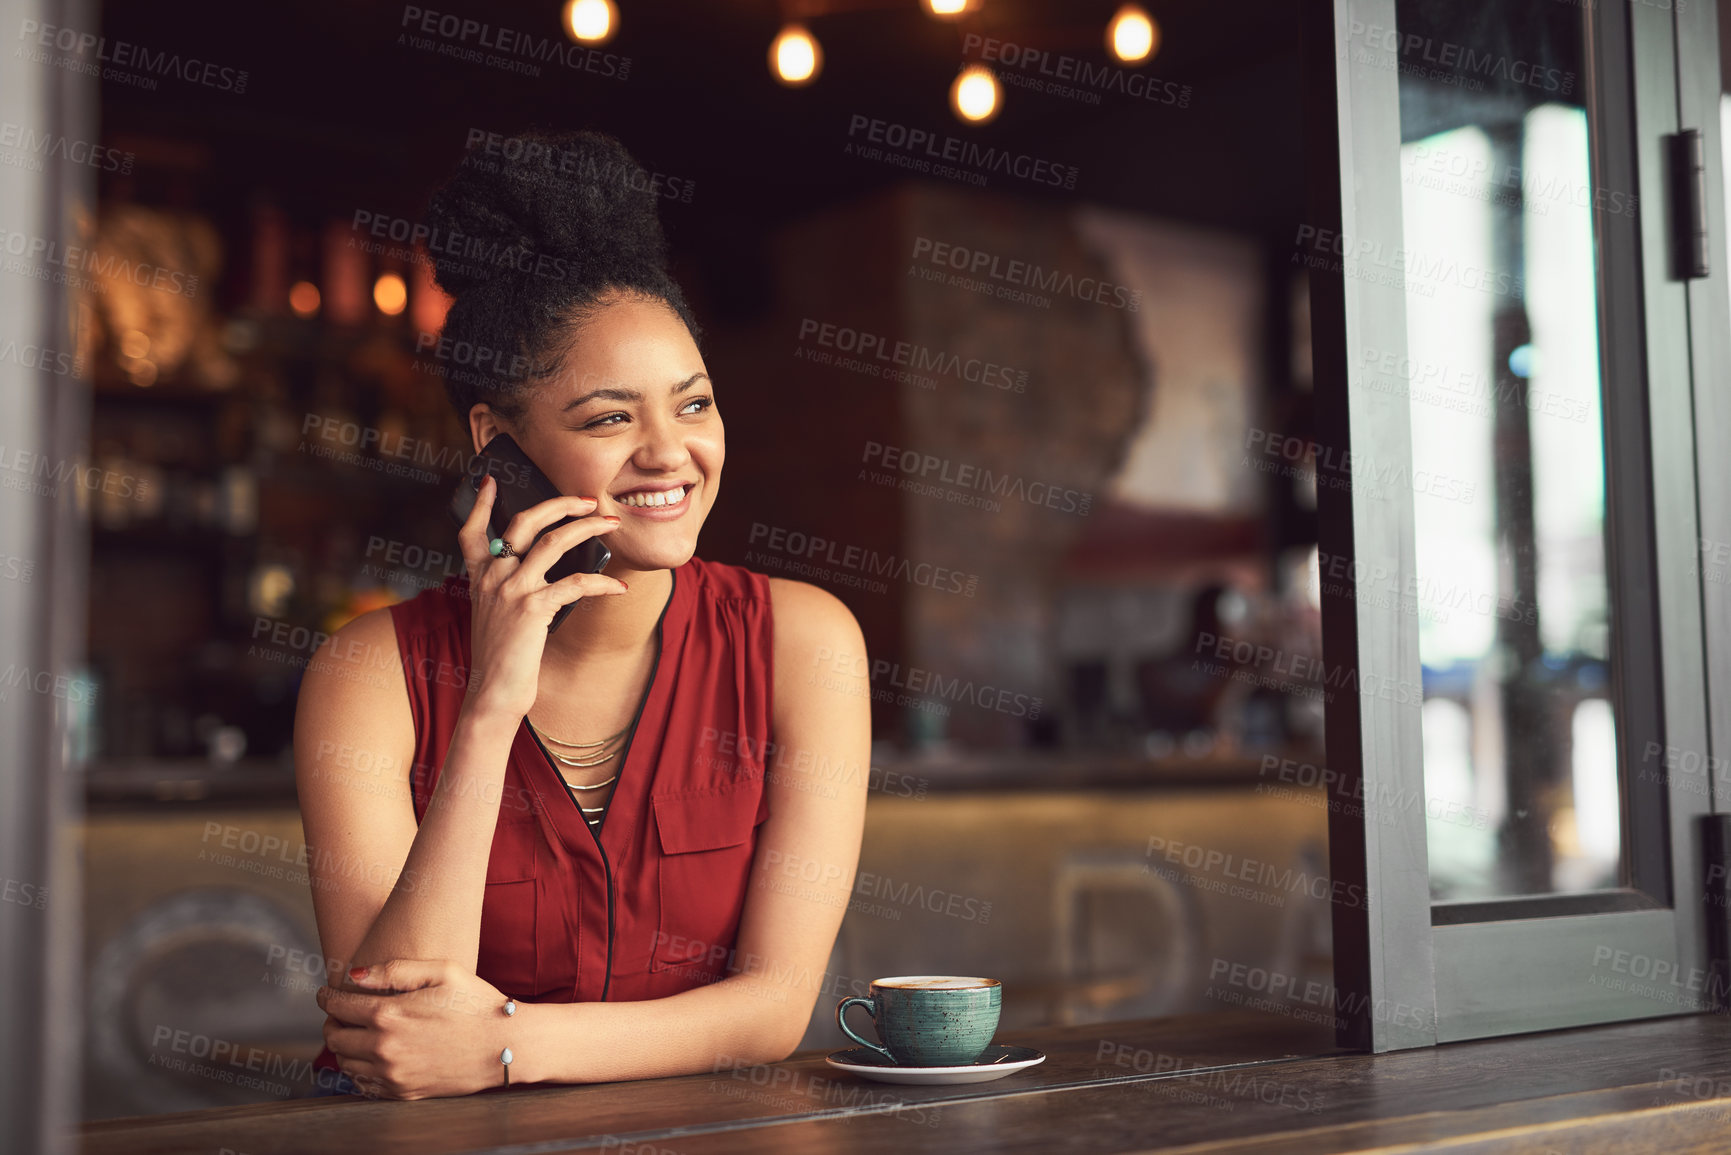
[86, 466, 262, 540]
[77, 195, 473, 769]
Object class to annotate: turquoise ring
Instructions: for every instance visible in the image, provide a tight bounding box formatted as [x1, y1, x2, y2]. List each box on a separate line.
[488, 537, 518, 559]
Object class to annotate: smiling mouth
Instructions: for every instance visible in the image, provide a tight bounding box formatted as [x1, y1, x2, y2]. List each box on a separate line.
[616, 485, 690, 509]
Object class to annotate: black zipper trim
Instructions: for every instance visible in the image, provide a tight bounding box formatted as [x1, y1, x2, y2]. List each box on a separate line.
[594, 828, 615, 1004]
[528, 568, 676, 1004]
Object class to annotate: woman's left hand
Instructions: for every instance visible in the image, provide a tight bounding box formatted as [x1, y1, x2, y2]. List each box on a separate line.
[317, 959, 513, 1100]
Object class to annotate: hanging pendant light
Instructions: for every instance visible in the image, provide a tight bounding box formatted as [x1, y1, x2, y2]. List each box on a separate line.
[372, 273, 407, 317]
[770, 23, 822, 86]
[1107, 4, 1158, 65]
[563, 0, 618, 45]
[950, 64, 1000, 124]
[288, 281, 320, 319]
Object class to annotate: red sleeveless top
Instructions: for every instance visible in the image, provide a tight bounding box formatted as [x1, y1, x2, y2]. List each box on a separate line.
[312, 556, 773, 1077]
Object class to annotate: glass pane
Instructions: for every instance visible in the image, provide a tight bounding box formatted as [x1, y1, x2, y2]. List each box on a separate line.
[1385, 0, 1621, 901]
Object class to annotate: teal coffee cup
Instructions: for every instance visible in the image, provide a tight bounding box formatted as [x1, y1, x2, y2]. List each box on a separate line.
[836, 976, 1002, 1066]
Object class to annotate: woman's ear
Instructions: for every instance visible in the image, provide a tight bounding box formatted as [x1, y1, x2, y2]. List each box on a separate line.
[468, 404, 503, 455]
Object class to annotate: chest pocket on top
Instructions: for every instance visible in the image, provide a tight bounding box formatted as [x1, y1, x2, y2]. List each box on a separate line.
[477, 816, 539, 996]
[650, 779, 767, 974]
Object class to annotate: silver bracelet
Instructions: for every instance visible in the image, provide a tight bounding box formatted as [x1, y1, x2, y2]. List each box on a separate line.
[501, 998, 515, 1088]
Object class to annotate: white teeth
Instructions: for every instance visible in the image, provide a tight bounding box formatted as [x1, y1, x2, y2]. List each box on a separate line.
[620, 485, 688, 508]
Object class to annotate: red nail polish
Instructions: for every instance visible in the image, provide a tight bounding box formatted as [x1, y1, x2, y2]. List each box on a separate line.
[603, 515, 622, 523]
[620, 581, 629, 590]
[348, 966, 369, 980]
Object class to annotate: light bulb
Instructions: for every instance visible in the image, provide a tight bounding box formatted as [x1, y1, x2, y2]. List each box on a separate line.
[770, 24, 821, 87]
[289, 281, 321, 318]
[924, 0, 972, 17]
[951, 64, 1000, 124]
[563, 0, 617, 45]
[1108, 4, 1158, 65]
[373, 273, 408, 316]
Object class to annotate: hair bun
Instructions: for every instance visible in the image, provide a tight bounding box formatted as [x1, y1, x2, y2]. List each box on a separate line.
[424, 129, 670, 298]
[420, 128, 700, 424]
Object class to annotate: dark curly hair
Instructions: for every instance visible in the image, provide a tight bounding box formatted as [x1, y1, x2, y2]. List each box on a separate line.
[422, 129, 700, 423]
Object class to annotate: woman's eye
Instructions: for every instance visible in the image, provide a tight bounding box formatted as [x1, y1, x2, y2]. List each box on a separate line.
[582, 397, 710, 428]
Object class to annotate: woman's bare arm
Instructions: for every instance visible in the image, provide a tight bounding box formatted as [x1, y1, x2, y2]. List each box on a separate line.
[298, 482, 624, 991]
[294, 606, 517, 987]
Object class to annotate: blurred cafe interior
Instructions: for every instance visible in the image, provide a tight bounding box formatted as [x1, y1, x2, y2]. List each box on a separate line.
[6, 0, 1731, 1146]
[60, 0, 1343, 1118]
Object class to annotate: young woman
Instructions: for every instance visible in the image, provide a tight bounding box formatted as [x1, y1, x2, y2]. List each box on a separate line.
[295, 131, 870, 1100]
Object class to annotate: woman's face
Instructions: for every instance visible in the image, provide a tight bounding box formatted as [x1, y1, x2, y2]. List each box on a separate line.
[470, 295, 722, 574]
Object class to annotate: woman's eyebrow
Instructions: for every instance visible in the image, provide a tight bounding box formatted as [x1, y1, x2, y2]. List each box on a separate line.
[561, 372, 710, 412]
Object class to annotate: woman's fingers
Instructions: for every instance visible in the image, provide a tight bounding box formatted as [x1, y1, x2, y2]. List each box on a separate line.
[350, 957, 456, 992]
[325, 1022, 381, 1061]
[511, 515, 620, 587]
[537, 569, 631, 612]
[316, 985, 389, 1028]
[456, 474, 499, 581]
[498, 496, 601, 562]
[461, 488, 601, 586]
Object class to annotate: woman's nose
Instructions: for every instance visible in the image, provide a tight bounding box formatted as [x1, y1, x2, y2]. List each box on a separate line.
[633, 414, 690, 470]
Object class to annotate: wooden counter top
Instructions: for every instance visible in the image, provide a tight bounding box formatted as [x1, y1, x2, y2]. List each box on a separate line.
[78, 1010, 1731, 1154]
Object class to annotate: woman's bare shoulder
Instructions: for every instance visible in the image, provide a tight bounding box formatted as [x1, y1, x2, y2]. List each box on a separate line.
[293, 606, 416, 783]
[766, 578, 866, 704]
[766, 577, 863, 648]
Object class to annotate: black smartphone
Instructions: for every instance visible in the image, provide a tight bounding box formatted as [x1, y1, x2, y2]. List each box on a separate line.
[449, 433, 612, 632]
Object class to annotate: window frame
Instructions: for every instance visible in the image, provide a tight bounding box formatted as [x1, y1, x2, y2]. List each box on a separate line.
[1683, 0, 1731, 819]
[1307, 0, 1721, 1050]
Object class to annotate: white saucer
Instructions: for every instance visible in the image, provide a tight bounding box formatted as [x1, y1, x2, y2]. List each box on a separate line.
[824, 1044, 1046, 1085]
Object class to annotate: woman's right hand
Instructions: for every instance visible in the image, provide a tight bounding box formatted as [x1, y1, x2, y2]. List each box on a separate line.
[455, 475, 627, 723]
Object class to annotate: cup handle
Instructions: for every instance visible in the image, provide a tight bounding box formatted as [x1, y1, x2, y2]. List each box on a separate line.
[836, 996, 894, 1061]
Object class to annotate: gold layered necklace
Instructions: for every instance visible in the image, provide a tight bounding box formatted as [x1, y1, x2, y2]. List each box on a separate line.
[528, 719, 629, 826]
